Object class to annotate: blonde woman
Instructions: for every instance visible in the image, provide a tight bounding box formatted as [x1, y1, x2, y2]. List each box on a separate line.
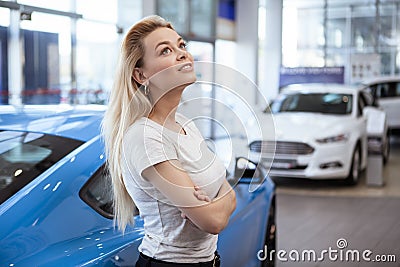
[102, 15, 236, 266]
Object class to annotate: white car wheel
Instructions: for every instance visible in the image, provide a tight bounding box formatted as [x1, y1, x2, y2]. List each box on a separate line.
[346, 145, 360, 185]
[382, 135, 390, 165]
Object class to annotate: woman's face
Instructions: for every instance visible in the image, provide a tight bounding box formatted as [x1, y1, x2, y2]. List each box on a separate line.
[140, 27, 196, 93]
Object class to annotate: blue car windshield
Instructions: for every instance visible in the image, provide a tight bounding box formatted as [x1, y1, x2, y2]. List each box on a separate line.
[0, 130, 83, 205]
[270, 93, 353, 115]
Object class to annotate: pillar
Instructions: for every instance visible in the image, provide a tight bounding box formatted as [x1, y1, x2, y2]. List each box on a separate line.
[8, 9, 22, 105]
[261, 0, 283, 101]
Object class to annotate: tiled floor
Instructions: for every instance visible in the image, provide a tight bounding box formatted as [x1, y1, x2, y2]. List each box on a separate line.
[275, 194, 400, 267]
[274, 136, 400, 267]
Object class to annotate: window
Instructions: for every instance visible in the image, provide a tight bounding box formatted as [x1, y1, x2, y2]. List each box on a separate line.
[75, 20, 118, 105]
[0, 131, 83, 204]
[79, 165, 114, 218]
[351, 5, 376, 51]
[179, 41, 215, 137]
[379, 4, 396, 48]
[17, 0, 72, 12]
[375, 82, 400, 98]
[1, 1, 123, 105]
[157, 0, 216, 39]
[358, 92, 366, 117]
[0, 7, 10, 27]
[0, 23, 8, 104]
[282, 0, 400, 79]
[157, 0, 188, 34]
[282, 6, 325, 67]
[19, 12, 72, 104]
[271, 93, 353, 115]
[76, 0, 117, 22]
[79, 165, 139, 219]
[189, 0, 215, 38]
[74, 1, 119, 105]
[327, 7, 348, 49]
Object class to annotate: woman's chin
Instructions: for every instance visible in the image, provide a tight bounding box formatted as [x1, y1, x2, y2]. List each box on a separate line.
[173, 73, 197, 88]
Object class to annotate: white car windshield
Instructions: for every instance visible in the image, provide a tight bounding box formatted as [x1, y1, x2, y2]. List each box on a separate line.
[271, 93, 353, 115]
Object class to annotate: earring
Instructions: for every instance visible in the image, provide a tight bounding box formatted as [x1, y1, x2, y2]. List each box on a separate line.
[143, 84, 149, 95]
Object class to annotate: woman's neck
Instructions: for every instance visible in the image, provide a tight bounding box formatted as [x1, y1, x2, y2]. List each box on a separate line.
[148, 87, 183, 125]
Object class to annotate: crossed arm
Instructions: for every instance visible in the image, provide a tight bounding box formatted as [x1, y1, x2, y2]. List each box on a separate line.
[142, 159, 236, 235]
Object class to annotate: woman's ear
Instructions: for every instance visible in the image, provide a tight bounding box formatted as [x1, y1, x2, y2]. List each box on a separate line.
[132, 68, 147, 85]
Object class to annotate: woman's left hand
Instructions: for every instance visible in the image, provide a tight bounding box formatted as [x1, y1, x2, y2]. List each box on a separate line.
[193, 185, 211, 202]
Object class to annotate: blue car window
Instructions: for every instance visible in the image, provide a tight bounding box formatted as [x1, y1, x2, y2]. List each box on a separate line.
[80, 165, 139, 219]
[0, 130, 83, 205]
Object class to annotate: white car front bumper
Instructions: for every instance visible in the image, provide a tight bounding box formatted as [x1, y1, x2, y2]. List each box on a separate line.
[249, 140, 355, 179]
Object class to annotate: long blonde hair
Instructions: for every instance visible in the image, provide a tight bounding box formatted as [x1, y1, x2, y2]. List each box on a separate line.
[102, 15, 173, 232]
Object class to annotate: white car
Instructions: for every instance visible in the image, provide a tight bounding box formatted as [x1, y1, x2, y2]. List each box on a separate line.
[249, 83, 389, 184]
[361, 76, 400, 134]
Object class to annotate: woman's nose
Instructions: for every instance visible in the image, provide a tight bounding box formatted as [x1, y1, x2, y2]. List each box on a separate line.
[177, 49, 187, 60]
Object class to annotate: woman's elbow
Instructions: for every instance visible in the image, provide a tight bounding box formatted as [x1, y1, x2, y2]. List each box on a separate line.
[210, 192, 237, 234]
[205, 208, 235, 234]
[197, 190, 237, 234]
[231, 191, 237, 213]
[205, 218, 228, 235]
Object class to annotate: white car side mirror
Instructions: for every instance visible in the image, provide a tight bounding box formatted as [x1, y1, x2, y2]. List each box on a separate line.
[363, 106, 387, 136]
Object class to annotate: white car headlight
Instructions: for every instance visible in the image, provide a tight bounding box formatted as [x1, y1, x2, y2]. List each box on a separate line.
[316, 133, 349, 144]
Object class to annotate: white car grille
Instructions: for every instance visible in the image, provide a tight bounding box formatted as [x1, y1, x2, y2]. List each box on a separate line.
[249, 141, 315, 155]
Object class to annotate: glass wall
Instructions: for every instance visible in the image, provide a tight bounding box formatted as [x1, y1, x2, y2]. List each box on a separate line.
[19, 12, 71, 104]
[282, 0, 400, 84]
[0, 0, 124, 105]
[180, 41, 214, 138]
[157, 0, 217, 139]
[157, 0, 188, 34]
[0, 7, 10, 26]
[157, 0, 216, 41]
[17, 0, 72, 12]
[190, 0, 215, 38]
[0, 8, 10, 104]
[74, 0, 119, 105]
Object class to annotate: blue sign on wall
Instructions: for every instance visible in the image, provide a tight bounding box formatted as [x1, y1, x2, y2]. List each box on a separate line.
[279, 66, 345, 88]
[218, 0, 235, 21]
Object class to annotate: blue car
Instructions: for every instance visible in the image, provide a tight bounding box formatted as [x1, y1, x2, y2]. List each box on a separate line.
[0, 105, 276, 267]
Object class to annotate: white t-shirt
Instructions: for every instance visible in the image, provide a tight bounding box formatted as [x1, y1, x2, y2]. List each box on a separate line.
[121, 113, 226, 263]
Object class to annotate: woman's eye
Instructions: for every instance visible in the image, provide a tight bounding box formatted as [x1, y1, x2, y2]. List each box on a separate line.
[180, 42, 187, 49]
[161, 47, 172, 55]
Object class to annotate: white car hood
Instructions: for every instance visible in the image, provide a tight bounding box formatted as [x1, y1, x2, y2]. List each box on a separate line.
[260, 112, 354, 142]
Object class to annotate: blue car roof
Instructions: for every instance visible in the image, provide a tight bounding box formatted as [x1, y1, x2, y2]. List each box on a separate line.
[0, 105, 106, 141]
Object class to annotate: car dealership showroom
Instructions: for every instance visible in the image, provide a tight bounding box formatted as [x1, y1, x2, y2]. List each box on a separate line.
[1, 0, 400, 266]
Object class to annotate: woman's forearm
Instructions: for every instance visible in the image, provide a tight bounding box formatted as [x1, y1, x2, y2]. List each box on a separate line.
[145, 160, 236, 234]
[212, 179, 237, 225]
[187, 179, 236, 234]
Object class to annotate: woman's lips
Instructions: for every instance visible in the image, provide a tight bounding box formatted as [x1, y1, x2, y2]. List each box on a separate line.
[178, 62, 193, 72]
